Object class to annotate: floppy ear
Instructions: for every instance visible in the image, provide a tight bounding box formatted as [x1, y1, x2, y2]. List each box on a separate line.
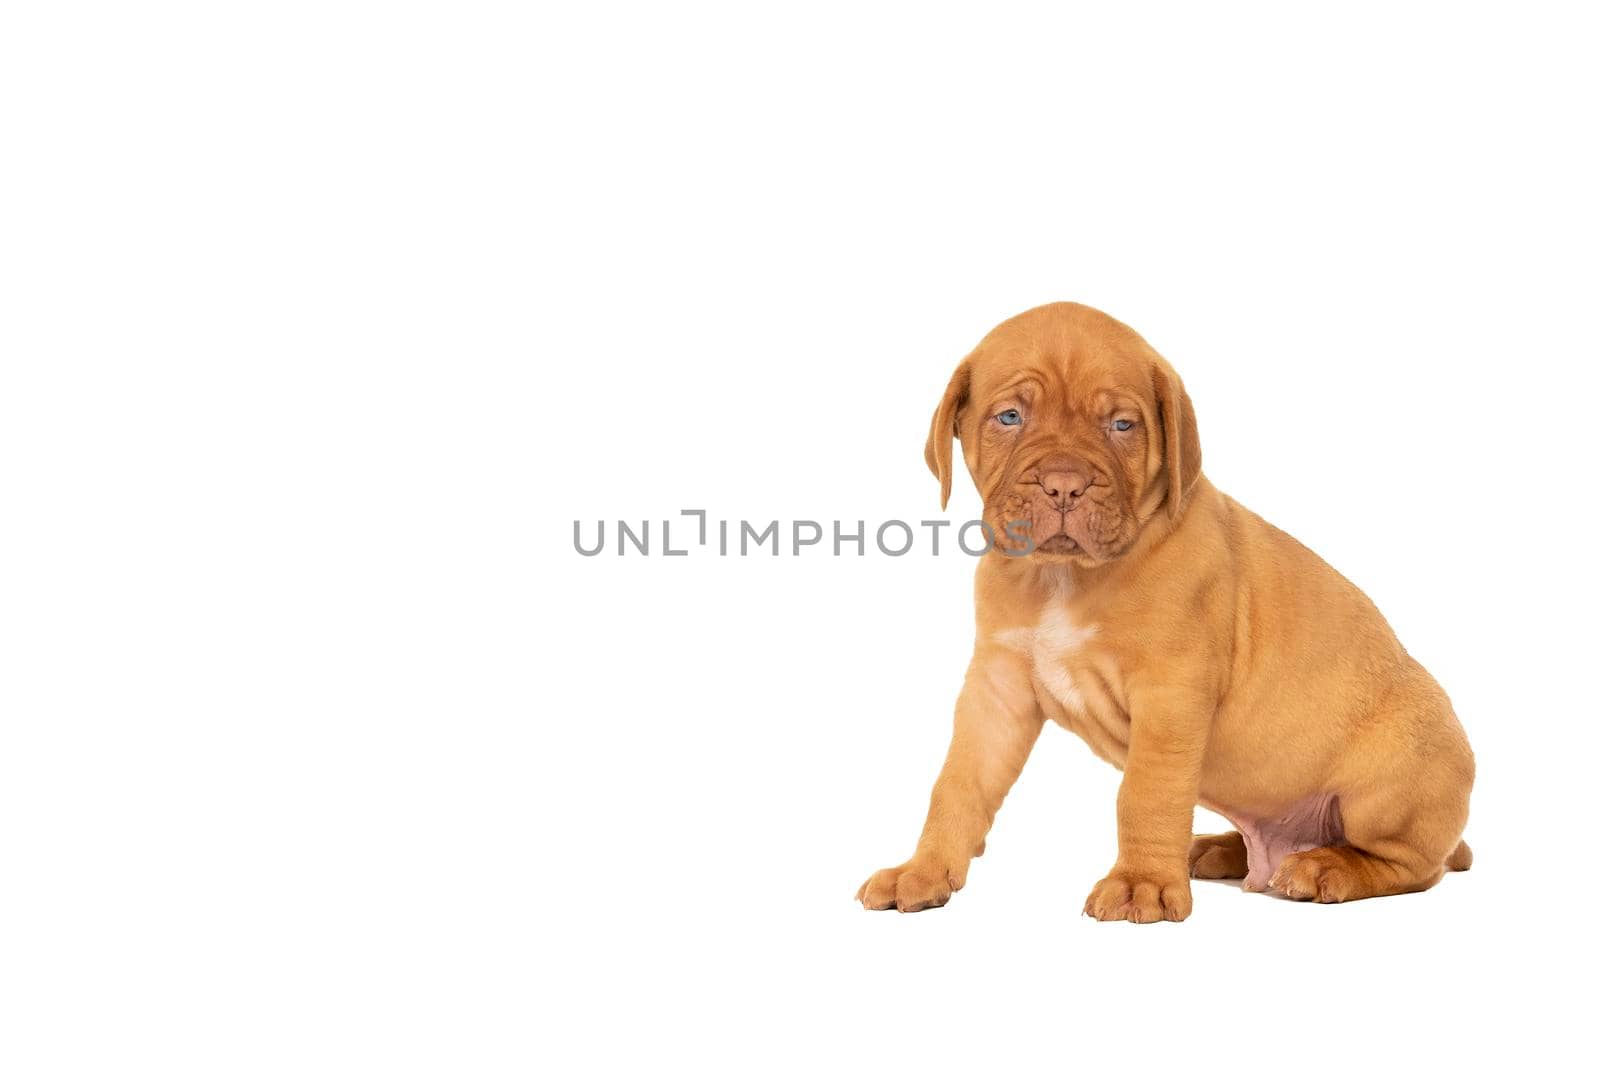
[1152, 354, 1201, 521]
[924, 358, 971, 510]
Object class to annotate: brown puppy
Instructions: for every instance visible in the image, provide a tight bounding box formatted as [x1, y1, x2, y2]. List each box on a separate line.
[857, 303, 1474, 921]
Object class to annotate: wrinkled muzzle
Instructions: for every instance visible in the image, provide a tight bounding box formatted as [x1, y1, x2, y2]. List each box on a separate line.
[987, 453, 1135, 561]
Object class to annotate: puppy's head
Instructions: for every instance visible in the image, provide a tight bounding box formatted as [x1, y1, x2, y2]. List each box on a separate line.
[924, 303, 1200, 564]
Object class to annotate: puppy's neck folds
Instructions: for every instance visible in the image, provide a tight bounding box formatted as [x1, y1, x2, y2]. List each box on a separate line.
[1034, 565, 1074, 602]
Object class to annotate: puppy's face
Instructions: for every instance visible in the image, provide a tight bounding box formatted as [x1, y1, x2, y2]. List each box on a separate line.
[925, 303, 1201, 564]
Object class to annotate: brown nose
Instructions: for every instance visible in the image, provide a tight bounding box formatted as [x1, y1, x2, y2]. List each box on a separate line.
[1040, 469, 1090, 503]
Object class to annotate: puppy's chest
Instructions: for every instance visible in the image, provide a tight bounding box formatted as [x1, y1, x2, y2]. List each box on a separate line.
[997, 603, 1125, 732]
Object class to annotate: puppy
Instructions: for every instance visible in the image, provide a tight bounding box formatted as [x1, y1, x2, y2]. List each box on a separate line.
[857, 303, 1474, 921]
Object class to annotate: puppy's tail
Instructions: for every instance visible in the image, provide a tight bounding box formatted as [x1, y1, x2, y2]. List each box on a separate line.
[1446, 839, 1473, 872]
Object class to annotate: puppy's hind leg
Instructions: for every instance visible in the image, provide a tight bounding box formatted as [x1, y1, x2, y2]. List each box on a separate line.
[1189, 831, 1249, 880]
[1268, 779, 1471, 903]
[1270, 680, 1473, 904]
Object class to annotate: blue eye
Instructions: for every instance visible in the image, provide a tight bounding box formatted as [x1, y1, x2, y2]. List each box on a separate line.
[1112, 418, 1135, 432]
[996, 409, 1022, 426]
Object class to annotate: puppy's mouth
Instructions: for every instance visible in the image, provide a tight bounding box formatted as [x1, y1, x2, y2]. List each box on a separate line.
[990, 493, 1129, 562]
[1032, 533, 1081, 556]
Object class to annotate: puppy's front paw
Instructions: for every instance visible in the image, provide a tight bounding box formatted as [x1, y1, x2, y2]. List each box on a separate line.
[1083, 867, 1192, 923]
[856, 860, 961, 912]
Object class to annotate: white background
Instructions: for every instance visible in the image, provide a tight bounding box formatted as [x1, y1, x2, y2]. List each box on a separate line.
[4, 3, 1598, 1064]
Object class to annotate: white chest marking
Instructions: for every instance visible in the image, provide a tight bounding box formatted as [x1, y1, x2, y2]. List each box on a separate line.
[995, 602, 1098, 716]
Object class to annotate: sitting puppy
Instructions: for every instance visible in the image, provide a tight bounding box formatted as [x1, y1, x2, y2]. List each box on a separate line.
[857, 302, 1474, 922]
